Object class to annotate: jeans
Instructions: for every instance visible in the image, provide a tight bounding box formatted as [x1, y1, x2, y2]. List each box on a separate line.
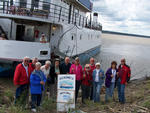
[93, 82, 102, 102]
[117, 79, 126, 103]
[15, 84, 29, 106]
[90, 85, 93, 100]
[31, 94, 42, 109]
[105, 83, 115, 101]
[81, 84, 90, 103]
[75, 80, 81, 102]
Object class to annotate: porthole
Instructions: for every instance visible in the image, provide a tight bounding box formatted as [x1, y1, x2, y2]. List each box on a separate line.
[80, 35, 82, 40]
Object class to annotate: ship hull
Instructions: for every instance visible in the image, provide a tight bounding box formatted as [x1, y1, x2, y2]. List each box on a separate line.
[76, 45, 101, 64]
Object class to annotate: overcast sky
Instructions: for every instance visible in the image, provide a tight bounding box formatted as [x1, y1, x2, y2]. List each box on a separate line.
[92, 0, 150, 36]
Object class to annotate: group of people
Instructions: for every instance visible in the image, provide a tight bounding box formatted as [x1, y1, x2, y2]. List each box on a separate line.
[13, 56, 131, 112]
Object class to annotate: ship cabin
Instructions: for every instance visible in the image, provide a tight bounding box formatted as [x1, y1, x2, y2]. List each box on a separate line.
[0, 0, 102, 63]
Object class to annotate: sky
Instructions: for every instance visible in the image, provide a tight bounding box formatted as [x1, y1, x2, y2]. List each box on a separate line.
[91, 0, 150, 36]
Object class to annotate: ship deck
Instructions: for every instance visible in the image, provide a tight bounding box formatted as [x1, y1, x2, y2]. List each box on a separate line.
[0, 1, 102, 30]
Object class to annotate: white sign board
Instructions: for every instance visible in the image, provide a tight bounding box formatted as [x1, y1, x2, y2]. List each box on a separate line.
[57, 74, 75, 90]
[57, 74, 76, 112]
[57, 90, 75, 103]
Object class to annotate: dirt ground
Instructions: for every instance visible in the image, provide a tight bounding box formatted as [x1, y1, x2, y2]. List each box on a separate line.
[0, 77, 150, 113]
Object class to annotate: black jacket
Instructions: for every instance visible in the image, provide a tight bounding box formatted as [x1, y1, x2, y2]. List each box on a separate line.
[60, 63, 71, 74]
[49, 65, 62, 84]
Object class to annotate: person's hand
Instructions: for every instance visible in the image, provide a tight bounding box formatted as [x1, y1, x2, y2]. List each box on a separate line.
[111, 74, 114, 78]
[56, 72, 60, 75]
[99, 72, 102, 77]
[16, 85, 20, 88]
[40, 81, 45, 85]
[125, 82, 127, 85]
[117, 72, 119, 77]
[83, 74, 86, 78]
[72, 68, 75, 72]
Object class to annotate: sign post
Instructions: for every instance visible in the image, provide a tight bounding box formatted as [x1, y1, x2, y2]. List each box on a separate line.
[57, 74, 76, 112]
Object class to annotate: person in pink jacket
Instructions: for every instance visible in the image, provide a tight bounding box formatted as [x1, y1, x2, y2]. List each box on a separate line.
[70, 57, 83, 103]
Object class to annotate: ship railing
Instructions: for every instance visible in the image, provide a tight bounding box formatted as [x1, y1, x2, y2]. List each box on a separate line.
[0, 1, 102, 31]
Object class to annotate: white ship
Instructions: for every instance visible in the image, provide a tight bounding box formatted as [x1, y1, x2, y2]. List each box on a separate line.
[0, 0, 102, 74]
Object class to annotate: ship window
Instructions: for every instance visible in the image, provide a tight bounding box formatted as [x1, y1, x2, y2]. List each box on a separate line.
[72, 36, 74, 40]
[40, 51, 48, 55]
[20, 0, 27, 8]
[80, 35, 82, 40]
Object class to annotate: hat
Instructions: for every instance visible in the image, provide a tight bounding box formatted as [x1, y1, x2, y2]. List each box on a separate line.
[42, 34, 45, 36]
[95, 62, 101, 66]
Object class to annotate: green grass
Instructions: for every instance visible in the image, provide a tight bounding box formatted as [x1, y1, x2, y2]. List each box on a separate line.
[42, 97, 56, 111]
[142, 100, 150, 109]
[4, 89, 14, 101]
[7, 105, 29, 113]
[0, 105, 6, 113]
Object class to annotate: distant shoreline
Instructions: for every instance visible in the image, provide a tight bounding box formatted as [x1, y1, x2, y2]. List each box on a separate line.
[102, 30, 150, 38]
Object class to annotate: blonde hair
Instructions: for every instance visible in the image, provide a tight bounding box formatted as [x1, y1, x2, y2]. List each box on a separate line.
[35, 62, 41, 67]
[45, 60, 51, 65]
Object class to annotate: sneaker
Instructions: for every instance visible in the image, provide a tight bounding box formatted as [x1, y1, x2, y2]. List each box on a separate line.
[31, 108, 37, 112]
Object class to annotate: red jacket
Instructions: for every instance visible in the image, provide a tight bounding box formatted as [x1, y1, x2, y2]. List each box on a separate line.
[90, 64, 96, 73]
[118, 64, 131, 84]
[13, 63, 31, 85]
[29, 63, 35, 73]
[81, 69, 92, 86]
[89, 64, 96, 80]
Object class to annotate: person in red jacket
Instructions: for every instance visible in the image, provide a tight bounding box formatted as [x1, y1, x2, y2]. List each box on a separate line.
[81, 64, 92, 104]
[29, 57, 38, 73]
[89, 58, 96, 100]
[14, 56, 31, 106]
[117, 58, 131, 104]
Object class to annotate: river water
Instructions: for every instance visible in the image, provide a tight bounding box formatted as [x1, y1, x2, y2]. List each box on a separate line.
[95, 33, 150, 80]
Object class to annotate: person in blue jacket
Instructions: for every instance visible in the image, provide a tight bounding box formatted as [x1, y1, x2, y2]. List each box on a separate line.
[30, 62, 46, 112]
[92, 62, 105, 103]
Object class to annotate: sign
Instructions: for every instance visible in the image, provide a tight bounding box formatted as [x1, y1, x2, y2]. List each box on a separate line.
[57, 90, 74, 103]
[58, 74, 75, 90]
[57, 74, 76, 112]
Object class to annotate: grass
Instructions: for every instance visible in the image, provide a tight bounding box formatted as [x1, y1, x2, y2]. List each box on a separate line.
[4, 89, 14, 101]
[7, 105, 29, 113]
[42, 97, 56, 111]
[1, 79, 150, 113]
[0, 105, 6, 113]
[142, 101, 150, 109]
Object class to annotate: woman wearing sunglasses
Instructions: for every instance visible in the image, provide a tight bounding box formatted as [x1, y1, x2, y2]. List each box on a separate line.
[81, 64, 92, 104]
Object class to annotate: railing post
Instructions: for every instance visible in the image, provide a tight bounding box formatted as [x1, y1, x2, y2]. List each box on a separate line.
[68, 5, 72, 24]
[79, 15, 81, 26]
[86, 17, 88, 27]
[58, 6, 62, 22]
[82, 17, 84, 27]
[54, 5, 56, 22]
[72, 6, 74, 24]
[3, 1, 5, 13]
[75, 13, 77, 25]
[6, 1, 9, 14]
